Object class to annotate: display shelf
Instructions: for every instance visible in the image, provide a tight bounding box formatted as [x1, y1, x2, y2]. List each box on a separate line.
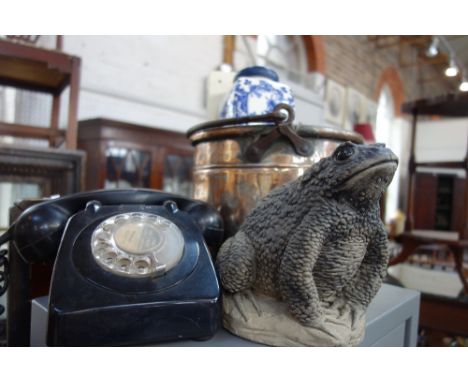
[0, 39, 81, 149]
[30, 284, 420, 347]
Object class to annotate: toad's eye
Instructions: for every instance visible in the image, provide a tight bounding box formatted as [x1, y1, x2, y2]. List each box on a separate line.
[334, 144, 355, 161]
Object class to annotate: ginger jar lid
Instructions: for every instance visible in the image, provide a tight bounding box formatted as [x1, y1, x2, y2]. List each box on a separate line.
[234, 66, 279, 82]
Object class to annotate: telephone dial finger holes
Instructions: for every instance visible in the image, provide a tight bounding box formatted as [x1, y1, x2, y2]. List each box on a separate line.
[93, 243, 113, 257]
[117, 257, 131, 271]
[104, 251, 117, 264]
[134, 259, 150, 274]
[113, 214, 129, 225]
[101, 222, 113, 232]
[94, 229, 111, 242]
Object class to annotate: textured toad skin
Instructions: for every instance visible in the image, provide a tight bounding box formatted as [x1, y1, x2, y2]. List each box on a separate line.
[217, 142, 398, 326]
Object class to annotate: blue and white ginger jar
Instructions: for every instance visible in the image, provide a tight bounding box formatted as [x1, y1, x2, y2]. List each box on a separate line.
[220, 66, 295, 119]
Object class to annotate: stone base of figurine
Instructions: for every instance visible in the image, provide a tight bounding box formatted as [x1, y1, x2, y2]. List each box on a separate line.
[222, 292, 366, 347]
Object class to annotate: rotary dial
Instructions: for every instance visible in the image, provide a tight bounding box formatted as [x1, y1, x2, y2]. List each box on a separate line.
[91, 212, 184, 278]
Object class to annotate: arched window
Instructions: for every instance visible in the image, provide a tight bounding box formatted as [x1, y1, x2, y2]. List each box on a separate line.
[232, 35, 326, 124]
[256, 35, 307, 84]
[376, 86, 394, 143]
[376, 85, 402, 224]
[233, 35, 318, 90]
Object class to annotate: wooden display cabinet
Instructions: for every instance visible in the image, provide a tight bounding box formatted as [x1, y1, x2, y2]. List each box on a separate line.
[1, 145, 85, 346]
[0, 38, 81, 149]
[389, 93, 468, 346]
[77, 118, 194, 197]
[413, 172, 465, 232]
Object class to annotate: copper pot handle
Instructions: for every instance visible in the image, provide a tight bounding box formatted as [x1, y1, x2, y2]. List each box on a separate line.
[244, 104, 313, 162]
[187, 103, 293, 137]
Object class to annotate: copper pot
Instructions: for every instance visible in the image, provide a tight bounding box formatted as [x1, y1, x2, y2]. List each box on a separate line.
[187, 105, 363, 239]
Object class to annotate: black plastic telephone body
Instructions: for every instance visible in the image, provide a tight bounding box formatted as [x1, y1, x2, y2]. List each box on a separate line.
[0, 189, 224, 346]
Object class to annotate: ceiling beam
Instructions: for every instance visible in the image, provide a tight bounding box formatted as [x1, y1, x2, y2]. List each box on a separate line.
[399, 54, 448, 68]
[375, 36, 431, 50]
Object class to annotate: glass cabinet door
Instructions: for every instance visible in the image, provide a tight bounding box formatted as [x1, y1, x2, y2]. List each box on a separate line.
[105, 147, 151, 189]
[163, 154, 193, 197]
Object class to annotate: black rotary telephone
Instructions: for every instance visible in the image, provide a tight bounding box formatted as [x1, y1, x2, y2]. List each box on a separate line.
[0, 189, 224, 346]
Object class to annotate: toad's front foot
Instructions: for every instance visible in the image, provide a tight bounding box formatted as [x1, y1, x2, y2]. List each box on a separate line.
[216, 231, 256, 293]
[288, 299, 325, 327]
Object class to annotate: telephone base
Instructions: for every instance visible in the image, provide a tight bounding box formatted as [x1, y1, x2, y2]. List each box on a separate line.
[48, 299, 220, 346]
[45, 203, 221, 346]
[32, 296, 220, 346]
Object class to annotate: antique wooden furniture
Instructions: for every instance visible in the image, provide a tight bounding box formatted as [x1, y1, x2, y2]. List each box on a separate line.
[390, 93, 468, 290]
[0, 144, 85, 346]
[388, 93, 468, 345]
[0, 144, 85, 196]
[0, 37, 81, 149]
[418, 294, 468, 346]
[412, 172, 465, 231]
[78, 118, 194, 197]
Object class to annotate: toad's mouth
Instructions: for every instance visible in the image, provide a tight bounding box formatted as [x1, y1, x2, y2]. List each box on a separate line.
[338, 159, 399, 187]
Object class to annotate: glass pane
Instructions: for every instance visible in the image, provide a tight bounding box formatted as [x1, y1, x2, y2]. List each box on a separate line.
[0, 182, 42, 228]
[0, 181, 42, 320]
[163, 154, 193, 197]
[105, 147, 151, 189]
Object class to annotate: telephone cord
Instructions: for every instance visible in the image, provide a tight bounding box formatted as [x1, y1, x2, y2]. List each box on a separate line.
[0, 249, 8, 316]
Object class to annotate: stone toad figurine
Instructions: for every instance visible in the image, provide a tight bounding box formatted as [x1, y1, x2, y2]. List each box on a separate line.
[217, 142, 398, 346]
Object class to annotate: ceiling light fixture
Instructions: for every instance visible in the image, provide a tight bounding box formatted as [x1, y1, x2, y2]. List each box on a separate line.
[426, 37, 439, 57]
[445, 58, 459, 77]
[460, 78, 468, 92]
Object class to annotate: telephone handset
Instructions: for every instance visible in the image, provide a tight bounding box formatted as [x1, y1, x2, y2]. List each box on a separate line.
[2, 188, 224, 264]
[0, 189, 224, 346]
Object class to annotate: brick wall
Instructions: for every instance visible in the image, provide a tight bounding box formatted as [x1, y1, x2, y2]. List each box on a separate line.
[322, 36, 448, 104]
